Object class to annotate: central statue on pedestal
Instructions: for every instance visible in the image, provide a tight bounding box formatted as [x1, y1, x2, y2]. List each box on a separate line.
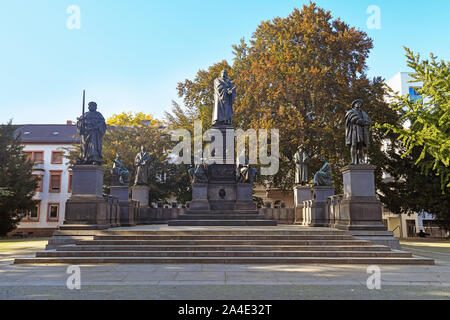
[212, 70, 236, 126]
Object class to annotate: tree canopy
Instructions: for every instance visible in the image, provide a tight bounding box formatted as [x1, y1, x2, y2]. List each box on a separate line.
[380, 47, 450, 191]
[167, 2, 398, 192]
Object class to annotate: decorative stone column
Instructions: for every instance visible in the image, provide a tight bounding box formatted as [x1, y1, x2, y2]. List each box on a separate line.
[63, 165, 111, 229]
[335, 164, 386, 231]
[293, 185, 312, 225]
[235, 183, 256, 210]
[305, 186, 334, 227]
[131, 185, 150, 208]
[189, 183, 210, 210]
[111, 185, 136, 227]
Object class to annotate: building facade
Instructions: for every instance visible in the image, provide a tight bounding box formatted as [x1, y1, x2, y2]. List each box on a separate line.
[13, 124, 78, 236]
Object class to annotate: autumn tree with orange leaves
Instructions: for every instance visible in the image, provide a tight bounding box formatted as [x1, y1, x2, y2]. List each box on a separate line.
[167, 3, 398, 192]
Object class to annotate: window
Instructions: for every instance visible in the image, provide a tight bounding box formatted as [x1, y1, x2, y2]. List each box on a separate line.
[20, 202, 40, 222]
[32, 175, 43, 192]
[23, 151, 44, 164]
[49, 171, 62, 193]
[51, 151, 63, 164]
[68, 171, 73, 193]
[409, 87, 422, 103]
[47, 203, 59, 221]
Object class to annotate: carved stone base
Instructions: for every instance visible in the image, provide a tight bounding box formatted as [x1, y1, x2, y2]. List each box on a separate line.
[304, 186, 334, 227]
[235, 183, 256, 210]
[335, 165, 386, 231]
[131, 185, 149, 208]
[293, 185, 312, 225]
[189, 183, 210, 211]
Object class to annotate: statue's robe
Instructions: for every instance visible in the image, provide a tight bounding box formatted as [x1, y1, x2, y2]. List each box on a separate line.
[345, 108, 372, 147]
[294, 150, 310, 184]
[77, 111, 106, 164]
[212, 77, 235, 125]
[134, 152, 150, 185]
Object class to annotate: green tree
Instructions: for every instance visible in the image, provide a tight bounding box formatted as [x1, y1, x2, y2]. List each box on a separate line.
[0, 122, 38, 236]
[379, 141, 450, 231]
[380, 47, 450, 191]
[104, 112, 191, 204]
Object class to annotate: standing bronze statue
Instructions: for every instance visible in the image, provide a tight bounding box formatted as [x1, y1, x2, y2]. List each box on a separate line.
[134, 146, 151, 186]
[345, 99, 373, 164]
[212, 70, 236, 126]
[77, 100, 106, 165]
[294, 145, 311, 185]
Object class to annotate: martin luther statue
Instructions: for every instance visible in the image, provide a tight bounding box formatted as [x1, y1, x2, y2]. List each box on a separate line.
[345, 99, 373, 164]
[212, 70, 236, 126]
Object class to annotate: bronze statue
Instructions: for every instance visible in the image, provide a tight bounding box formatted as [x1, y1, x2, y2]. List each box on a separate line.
[188, 163, 208, 184]
[236, 158, 257, 184]
[294, 145, 311, 185]
[212, 70, 236, 126]
[134, 146, 150, 186]
[111, 153, 129, 186]
[77, 101, 106, 165]
[345, 99, 373, 164]
[314, 158, 332, 186]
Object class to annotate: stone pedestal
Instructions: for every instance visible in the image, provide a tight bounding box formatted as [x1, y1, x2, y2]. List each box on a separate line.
[335, 165, 386, 231]
[293, 185, 311, 225]
[63, 165, 111, 229]
[235, 183, 257, 210]
[111, 185, 136, 227]
[189, 183, 210, 210]
[131, 185, 150, 208]
[303, 186, 334, 227]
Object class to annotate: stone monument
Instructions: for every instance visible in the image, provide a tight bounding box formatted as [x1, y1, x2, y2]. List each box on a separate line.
[336, 99, 385, 231]
[293, 145, 312, 224]
[169, 71, 275, 226]
[131, 146, 151, 208]
[303, 158, 334, 227]
[110, 154, 135, 226]
[64, 100, 111, 229]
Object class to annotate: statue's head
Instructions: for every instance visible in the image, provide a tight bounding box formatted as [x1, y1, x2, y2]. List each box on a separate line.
[352, 99, 363, 109]
[88, 102, 97, 112]
[140, 145, 146, 153]
[116, 153, 121, 159]
[221, 70, 228, 79]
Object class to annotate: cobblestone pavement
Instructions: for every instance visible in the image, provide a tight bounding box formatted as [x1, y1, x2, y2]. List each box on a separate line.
[0, 239, 449, 300]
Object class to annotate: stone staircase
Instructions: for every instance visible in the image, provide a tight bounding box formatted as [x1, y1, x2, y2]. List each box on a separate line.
[14, 228, 434, 265]
[168, 210, 277, 226]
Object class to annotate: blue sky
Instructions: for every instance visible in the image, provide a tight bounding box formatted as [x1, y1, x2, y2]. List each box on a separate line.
[0, 0, 449, 124]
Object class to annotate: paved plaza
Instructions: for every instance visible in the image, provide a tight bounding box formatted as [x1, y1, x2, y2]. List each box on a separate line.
[0, 235, 449, 300]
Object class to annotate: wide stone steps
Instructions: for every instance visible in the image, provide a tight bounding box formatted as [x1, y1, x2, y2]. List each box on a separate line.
[36, 250, 413, 258]
[92, 235, 355, 240]
[168, 220, 277, 226]
[55, 245, 392, 252]
[75, 239, 372, 246]
[173, 214, 267, 220]
[14, 256, 434, 265]
[13, 228, 435, 265]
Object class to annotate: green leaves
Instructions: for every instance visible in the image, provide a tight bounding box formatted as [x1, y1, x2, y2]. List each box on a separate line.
[380, 48, 450, 191]
[0, 121, 38, 235]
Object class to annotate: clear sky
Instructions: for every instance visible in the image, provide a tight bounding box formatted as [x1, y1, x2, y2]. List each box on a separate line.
[0, 0, 449, 124]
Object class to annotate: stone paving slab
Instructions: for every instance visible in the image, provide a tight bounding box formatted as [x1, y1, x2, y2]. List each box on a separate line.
[0, 285, 448, 300]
